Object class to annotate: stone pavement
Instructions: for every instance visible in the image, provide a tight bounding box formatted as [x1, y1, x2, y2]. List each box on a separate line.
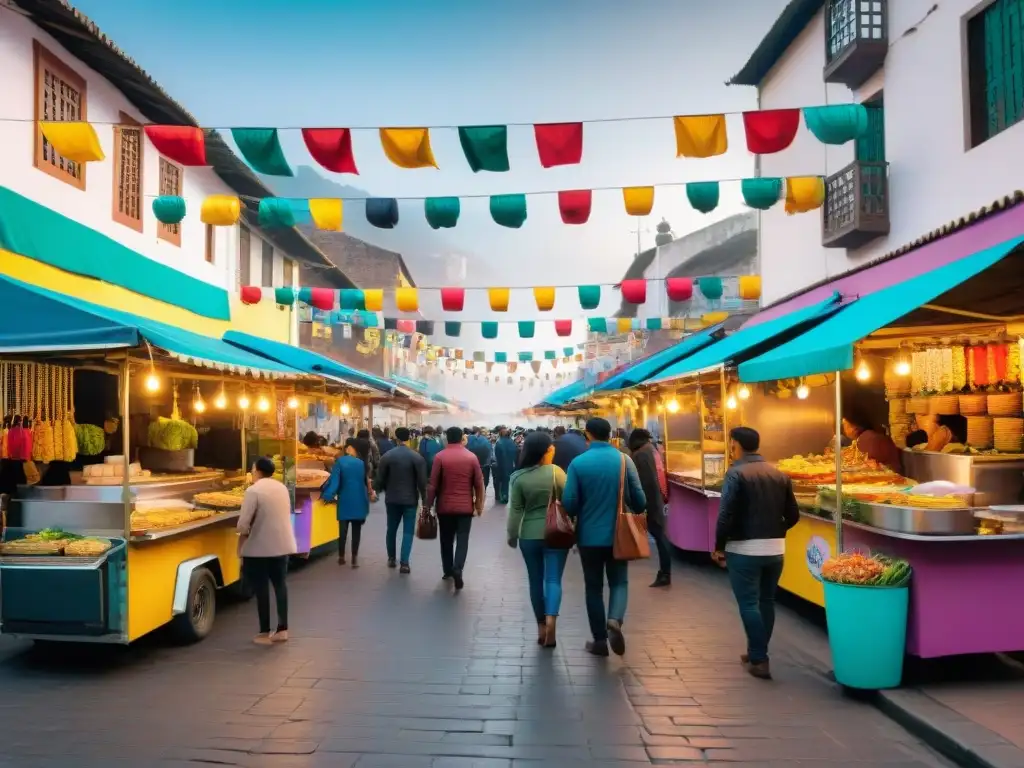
[0, 495, 955, 767]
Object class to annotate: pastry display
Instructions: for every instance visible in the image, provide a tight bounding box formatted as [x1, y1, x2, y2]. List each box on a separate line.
[193, 488, 245, 510]
[64, 538, 112, 556]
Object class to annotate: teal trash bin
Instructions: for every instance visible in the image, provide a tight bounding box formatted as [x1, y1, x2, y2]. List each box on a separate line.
[823, 581, 909, 689]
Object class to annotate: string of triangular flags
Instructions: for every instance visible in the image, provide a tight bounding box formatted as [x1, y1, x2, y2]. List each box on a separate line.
[33, 103, 869, 176]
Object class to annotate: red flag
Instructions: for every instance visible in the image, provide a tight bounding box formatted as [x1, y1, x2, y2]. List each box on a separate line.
[240, 286, 262, 305]
[534, 122, 583, 167]
[557, 189, 592, 224]
[144, 126, 206, 166]
[440, 287, 465, 311]
[621, 279, 647, 304]
[554, 319, 573, 337]
[397, 320, 415, 333]
[665, 277, 693, 302]
[309, 287, 335, 311]
[301, 128, 359, 174]
[742, 109, 801, 154]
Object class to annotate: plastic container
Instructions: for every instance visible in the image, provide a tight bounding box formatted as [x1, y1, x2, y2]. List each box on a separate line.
[823, 581, 909, 689]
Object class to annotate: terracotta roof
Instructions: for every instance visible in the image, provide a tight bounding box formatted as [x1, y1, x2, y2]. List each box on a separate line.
[729, 0, 824, 87]
[12, 0, 350, 282]
[758, 191, 1024, 312]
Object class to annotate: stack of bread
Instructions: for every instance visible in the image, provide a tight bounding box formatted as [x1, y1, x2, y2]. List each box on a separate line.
[994, 418, 1024, 453]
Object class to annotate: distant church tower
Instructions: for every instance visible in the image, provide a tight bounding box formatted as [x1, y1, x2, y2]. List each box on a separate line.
[655, 219, 674, 247]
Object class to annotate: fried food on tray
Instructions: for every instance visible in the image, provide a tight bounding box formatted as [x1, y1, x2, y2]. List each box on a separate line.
[64, 538, 112, 556]
[193, 491, 244, 509]
[0, 539, 64, 555]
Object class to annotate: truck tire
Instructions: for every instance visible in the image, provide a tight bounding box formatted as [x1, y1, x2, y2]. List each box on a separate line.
[171, 567, 216, 643]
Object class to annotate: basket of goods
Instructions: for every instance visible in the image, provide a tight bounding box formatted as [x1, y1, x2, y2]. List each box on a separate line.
[905, 396, 929, 414]
[958, 393, 987, 416]
[988, 392, 1022, 417]
[821, 552, 912, 690]
[64, 538, 112, 557]
[993, 418, 1024, 453]
[929, 395, 959, 416]
[966, 416, 994, 449]
[140, 417, 199, 472]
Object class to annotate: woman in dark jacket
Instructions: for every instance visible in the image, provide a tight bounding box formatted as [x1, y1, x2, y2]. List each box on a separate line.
[629, 429, 670, 587]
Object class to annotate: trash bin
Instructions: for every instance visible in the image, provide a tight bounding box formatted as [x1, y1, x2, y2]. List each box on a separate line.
[823, 580, 909, 689]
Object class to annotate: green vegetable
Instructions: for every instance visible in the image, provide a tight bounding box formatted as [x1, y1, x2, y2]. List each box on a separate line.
[37, 528, 82, 541]
[74, 424, 106, 456]
[147, 417, 199, 451]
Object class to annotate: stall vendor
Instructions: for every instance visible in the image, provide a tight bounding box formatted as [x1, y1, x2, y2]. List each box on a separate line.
[841, 412, 903, 473]
[912, 414, 967, 452]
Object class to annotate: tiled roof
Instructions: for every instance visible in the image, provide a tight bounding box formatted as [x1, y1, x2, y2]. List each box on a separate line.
[729, 0, 825, 86]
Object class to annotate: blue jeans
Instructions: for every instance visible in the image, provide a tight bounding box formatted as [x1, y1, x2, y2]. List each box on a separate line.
[518, 540, 570, 622]
[578, 546, 628, 641]
[385, 504, 417, 564]
[494, 471, 511, 504]
[725, 552, 785, 664]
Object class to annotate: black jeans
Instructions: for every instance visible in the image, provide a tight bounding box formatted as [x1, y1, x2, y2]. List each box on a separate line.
[339, 520, 363, 558]
[438, 514, 473, 576]
[725, 553, 785, 664]
[648, 517, 672, 575]
[481, 465, 491, 490]
[578, 546, 628, 641]
[242, 556, 289, 634]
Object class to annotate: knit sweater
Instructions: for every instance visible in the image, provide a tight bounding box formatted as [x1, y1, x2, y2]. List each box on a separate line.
[506, 464, 566, 541]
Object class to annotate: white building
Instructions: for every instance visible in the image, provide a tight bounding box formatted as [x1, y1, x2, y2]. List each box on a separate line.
[731, 0, 1024, 307]
[0, 0, 350, 339]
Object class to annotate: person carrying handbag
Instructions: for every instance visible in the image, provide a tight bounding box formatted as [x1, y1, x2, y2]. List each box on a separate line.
[562, 417, 647, 657]
[506, 431, 569, 648]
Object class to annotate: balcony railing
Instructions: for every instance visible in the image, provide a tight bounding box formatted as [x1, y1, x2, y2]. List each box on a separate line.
[824, 0, 888, 87]
[822, 160, 890, 249]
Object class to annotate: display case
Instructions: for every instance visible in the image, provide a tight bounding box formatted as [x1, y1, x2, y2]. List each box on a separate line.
[663, 371, 731, 494]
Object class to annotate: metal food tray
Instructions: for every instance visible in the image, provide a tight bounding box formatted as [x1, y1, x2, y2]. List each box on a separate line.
[858, 502, 976, 535]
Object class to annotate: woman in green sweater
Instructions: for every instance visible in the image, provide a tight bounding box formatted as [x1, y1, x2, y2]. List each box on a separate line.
[507, 431, 569, 648]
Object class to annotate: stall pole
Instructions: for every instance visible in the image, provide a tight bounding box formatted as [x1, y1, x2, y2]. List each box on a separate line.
[720, 365, 729, 472]
[120, 358, 131, 539]
[834, 372, 844, 552]
[240, 412, 248, 479]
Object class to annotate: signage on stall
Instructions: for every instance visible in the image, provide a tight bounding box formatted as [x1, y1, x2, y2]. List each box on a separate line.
[805, 535, 830, 581]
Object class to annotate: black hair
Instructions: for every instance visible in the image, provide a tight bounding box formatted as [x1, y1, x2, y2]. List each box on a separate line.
[446, 426, 464, 444]
[518, 431, 553, 469]
[905, 430, 928, 448]
[585, 417, 611, 442]
[395, 426, 410, 442]
[628, 428, 652, 453]
[729, 426, 760, 453]
[357, 429, 370, 439]
[422, 426, 434, 435]
[253, 455, 276, 477]
[346, 437, 370, 467]
[302, 431, 320, 448]
[553, 425, 566, 436]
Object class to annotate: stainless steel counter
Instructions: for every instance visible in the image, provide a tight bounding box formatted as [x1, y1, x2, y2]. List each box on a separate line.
[799, 509, 1024, 542]
[901, 450, 1024, 506]
[129, 511, 240, 543]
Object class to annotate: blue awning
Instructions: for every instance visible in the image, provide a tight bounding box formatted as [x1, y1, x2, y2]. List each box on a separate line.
[224, 331, 397, 394]
[594, 324, 725, 393]
[0, 275, 296, 376]
[391, 375, 453, 405]
[739, 236, 1024, 383]
[649, 293, 844, 384]
[543, 378, 590, 407]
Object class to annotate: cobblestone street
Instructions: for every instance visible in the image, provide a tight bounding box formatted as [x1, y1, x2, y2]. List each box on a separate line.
[0, 497, 953, 767]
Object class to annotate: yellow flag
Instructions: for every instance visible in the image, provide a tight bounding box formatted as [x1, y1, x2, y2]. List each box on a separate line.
[617, 318, 632, 334]
[673, 115, 728, 158]
[739, 275, 762, 301]
[379, 127, 438, 169]
[785, 176, 826, 214]
[309, 198, 343, 230]
[702, 311, 729, 327]
[489, 287, 510, 312]
[395, 287, 418, 312]
[39, 121, 105, 163]
[201, 195, 241, 226]
[533, 286, 556, 311]
[364, 289, 383, 312]
[623, 187, 655, 216]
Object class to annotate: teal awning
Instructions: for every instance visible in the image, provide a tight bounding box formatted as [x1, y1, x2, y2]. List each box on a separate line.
[224, 331, 396, 394]
[594, 324, 724, 393]
[543, 378, 590, 407]
[391, 375, 452, 405]
[0, 275, 295, 376]
[739, 236, 1024, 383]
[649, 293, 844, 384]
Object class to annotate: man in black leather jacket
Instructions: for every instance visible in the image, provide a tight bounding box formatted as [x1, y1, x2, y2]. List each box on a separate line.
[712, 426, 800, 680]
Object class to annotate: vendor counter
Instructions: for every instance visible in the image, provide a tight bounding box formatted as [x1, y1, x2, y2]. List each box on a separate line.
[665, 479, 719, 552]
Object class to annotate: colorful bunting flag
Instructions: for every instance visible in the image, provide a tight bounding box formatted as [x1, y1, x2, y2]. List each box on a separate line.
[395, 287, 419, 312]
[802, 104, 869, 145]
[364, 289, 384, 312]
[339, 289, 365, 311]
[415, 320, 434, 335]
[544, 350, 557, 360]
[534, 286, 556, 311]
[309, 198, 343, 230]
[563, 346, 575, 357]
[425, 197, 460, 229]
[589, 318, 607, 333]
[739, 275, 762, 300]
[397, 319, 416, 333]
[240, 286, 262, 305]
[686, 181, 720, 214]
[623, 187, 655, 217]
[518, 321, 536, 339]
[697, 276, 723, 301]
[482, 322, 499, 339]
[490, 194, 527, 228]
[145, 125, 206, 166]
[445, 321, 461, 337]
[489, 287, 511, 312]
[39, 121, 105, 163]
[495, 352, 508, 364]
[534, 122, 584, 167]
[578, 285, 601, 310]
[200, 195, 241, 226]
[555, 319, 572, 337]
[458, 125, 510, 172]
[440, 287, 465, 312]
[558, 189, 592, 224]
[666, 277, 693, 302]
[620, 279, 647, 304]
[231, 128, 292, 176]
[741, 178, 783, 210]
[673, 114, 728, 158]
[379, 127, 438, 169]
[258, 198, 296, 228]
[616, 318, 632, 334]
[275, 287, 296, 306]
[646, 318, 662, 331]
[519, 352, 534, 362]
[784, 176, 826, 214]
[742, 109, 800, 155]
[152, 196, 186, 225]
[366, 197, 400, 228]
[301, 128, 358, 174]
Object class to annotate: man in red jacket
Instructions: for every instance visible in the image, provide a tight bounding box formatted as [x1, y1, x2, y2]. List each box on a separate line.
[425, 426, 485, 591]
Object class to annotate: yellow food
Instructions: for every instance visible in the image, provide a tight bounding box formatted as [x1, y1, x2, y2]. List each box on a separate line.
[64, 538, 112, 556]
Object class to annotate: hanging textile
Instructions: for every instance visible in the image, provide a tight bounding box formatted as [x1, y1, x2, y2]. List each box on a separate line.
[558, 189, 592, 224]
[578, 285, 601, 310]
[534, 122, 584, 167]
[742, 109, 800, 154]
[231, 128, 293, 176]
[425, 197, 460, 229]
[152, 196, 186, 225]
[364, 289, 383, 312]
[620, 279, 647, 304]
[495, 352, 508, 364]
[309, 198, 343, 230]
[482, 322, 499, 339]
[415, 320, 434, 335]
[741, 178, 783, 210]
[646, 318, 662, 331]
[555, 319, 572, 337]
[458, 125, 510, 172]
[301, 128, 358, 174]
[397, 320, 416, 333]
[339, 289, 365, 311]
[589, 318, 608, 333]
[488, 287, 511, 311]
[240, 286, 262, 305]
[623, 187, 655, 217]
[490, 194, 527, 228]
[200, 195, 241, 226]
[803, 104, 869, 145]
[300, 287, 335, 311]
[534, 286, 556, 311]
[145, 125, 206, 166]
[739, 275, 762, 300]
[275, 287, 296, 306]
[784, 176, 826, 214]
[686, 181, 720, 214]
[519, 352, 534, 362]
[563, 346, 575, 357]
[518, 321, 536, 339]
[366, 197, 400, 228]
[672, 114, 728, 158]
[616, 318, 632, 334]
[445, 321, 461, 337]
[697, 276, 723, 301]
[440, 287, 465, 312]
[379, 127, 438, 169]
[395, 287, 418, 312]
[39, 122, 105, 163]
[258, 198, 296, 228]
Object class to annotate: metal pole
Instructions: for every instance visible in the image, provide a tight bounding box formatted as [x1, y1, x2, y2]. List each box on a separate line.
[834, 372, 843, 552]
[720, 365, 729, 472]
[120, 358, 131, 539]
[241, 411, 247, 480]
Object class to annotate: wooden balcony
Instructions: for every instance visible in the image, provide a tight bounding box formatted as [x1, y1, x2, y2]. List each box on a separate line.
[823, 0, 887, 88]
[822, 161, 890, 249]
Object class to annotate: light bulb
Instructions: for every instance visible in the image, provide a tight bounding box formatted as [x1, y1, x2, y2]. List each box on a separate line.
[144, 373, 160, 393]
[214, 392, 227, 409]
[193, 398, 206, 413]
[286, 396, 299, 409]
[340, 402, 351, 416]
[726, 395, 738, 410]
[656, 402, 664, 413]
[257, 396, 270, 413]
[855, 361, 871, 381]
[666, 398, 680, 414]
[738, 384, 751, 400]
[796, 384, 810, 400]
[238, 394, 251, 410]
[895, 360, 911, 376]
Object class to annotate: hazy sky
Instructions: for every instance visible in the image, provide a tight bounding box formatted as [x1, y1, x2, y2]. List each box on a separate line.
[67, 0, 787, 413]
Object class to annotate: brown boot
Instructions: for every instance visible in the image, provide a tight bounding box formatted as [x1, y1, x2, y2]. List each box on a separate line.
[747, 661, 772, 680]
[543, 616, 557, 648]
[537, 624, 546, 645]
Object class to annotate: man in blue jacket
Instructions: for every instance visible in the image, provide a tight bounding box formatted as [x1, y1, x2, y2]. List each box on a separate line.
[562, 417, 646, 658]
[466, 427, 494, 493]
[418, 426, 443, 474]
[492, 428, 517, 504]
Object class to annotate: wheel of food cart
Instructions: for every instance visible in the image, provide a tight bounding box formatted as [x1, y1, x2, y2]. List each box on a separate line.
[823, 581, 909, 689]
[171, 566, 217, 643]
